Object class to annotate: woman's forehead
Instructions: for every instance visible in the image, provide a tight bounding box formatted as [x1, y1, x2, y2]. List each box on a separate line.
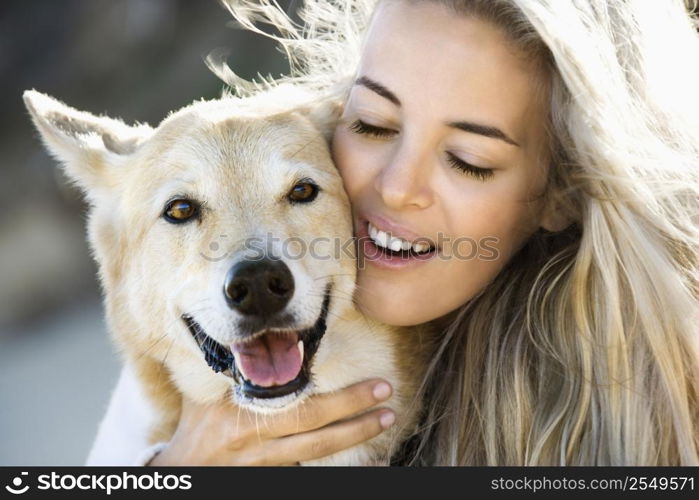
[358, 0, 549, 146]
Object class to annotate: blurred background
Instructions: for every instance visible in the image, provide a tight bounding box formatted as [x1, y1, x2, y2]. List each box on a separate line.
[0, 0, 289, 465]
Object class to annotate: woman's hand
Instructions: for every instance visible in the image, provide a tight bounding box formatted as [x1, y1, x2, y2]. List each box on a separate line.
[148, 379, 395, 465]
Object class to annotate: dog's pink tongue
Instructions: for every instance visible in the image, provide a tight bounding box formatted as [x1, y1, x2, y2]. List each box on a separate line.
[231, 333, 302, 387]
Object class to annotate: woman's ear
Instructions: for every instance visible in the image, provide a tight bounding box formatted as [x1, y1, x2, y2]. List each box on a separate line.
[539, 189, 573, 233]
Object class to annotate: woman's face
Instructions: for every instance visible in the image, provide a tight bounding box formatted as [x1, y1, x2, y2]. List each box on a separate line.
[332, 0, 557, 326]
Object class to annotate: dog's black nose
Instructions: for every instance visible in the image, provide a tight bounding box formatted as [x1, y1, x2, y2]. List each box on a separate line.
[224, 258, 294, 316]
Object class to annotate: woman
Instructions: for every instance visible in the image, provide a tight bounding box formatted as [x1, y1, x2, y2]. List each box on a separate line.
[90, 0, 699, 465]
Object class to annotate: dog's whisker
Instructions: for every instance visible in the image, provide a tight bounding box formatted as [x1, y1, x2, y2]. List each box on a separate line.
[254, 411, 264, 446]
[159, 337, 176, 368]
[184, 304, 216, 316]
[312, 273, 356, 281]
[306, 291, 356, 306]
[151, 337, 177, 399]
[288, 137, 316, 160]
[134, 332, 170, 362]
[235, 403, 244, 442]
[308, 306, 343, 324]
[304, 294, 352, 305]
[308, 288, 354, 298]
[294, 401, 302, 435]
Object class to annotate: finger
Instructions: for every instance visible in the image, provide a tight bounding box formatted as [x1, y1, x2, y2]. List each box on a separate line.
[262, 408, 396, 464]
[253, 379, 393, 438]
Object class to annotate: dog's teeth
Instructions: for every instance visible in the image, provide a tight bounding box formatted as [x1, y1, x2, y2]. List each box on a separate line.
[298, 339, 304, 360]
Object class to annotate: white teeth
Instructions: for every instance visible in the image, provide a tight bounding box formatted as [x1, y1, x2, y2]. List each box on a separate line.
[413, 242, 430, 253]
[374, 228, 390, 248]
[367, 222, 434, 254]
[368, 223, 378, 239]
[297, 339, 304, 360]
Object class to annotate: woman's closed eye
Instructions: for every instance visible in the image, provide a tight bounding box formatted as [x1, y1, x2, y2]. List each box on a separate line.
[349, 118, 495, 181]
[349, 119, 397, 139]
[446, 152, 494, 181]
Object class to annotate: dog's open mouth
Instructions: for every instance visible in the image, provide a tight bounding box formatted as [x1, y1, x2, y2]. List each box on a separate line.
[181, 284, 331, 400]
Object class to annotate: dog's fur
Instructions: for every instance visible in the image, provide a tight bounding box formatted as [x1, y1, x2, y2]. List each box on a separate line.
[24, 87, 432, 465]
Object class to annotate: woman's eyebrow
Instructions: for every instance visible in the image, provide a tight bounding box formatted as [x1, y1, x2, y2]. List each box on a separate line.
[448, 121, 520, 147]
[354, 75, 520, 147]
[354, 76, 401, 106]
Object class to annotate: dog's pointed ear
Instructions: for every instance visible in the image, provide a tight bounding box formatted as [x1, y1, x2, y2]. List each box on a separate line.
[23, 90, 153, 193]
[299, 98, 343, 143]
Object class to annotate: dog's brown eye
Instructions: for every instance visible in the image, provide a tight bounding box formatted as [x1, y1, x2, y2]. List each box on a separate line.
[164, 199, 199, 224]
[288, 180, 319, 204]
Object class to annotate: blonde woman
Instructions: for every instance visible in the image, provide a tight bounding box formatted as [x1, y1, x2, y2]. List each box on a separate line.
[88, 0, 699, 466]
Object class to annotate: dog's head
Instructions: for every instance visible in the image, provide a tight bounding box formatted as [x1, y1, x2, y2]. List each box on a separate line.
[24, 88, 361, 410]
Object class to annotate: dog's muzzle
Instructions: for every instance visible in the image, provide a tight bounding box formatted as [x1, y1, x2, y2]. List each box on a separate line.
[182, 280, 332, 401]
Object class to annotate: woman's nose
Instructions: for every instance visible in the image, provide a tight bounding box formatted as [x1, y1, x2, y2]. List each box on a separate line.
[374, 145, 434, 210]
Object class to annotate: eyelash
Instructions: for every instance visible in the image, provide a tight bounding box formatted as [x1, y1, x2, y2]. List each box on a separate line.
[349, 119, 494, 181]
[348, 119, 396, 138]
[446, 153, 494, 181]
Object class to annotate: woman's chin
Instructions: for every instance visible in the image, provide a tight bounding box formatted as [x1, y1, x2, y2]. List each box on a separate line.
[354, 277, 433, 326]
[359, 303, 425, 326]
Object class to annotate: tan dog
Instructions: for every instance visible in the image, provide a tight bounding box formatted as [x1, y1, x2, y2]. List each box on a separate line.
[24, 87, 432, 465]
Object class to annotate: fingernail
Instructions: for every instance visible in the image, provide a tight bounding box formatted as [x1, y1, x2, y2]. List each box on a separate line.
[372, 382, 392, 400]
[379, 411, 395, 429]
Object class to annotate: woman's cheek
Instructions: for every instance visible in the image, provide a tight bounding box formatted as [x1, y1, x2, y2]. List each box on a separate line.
[332, 129, 373, 199]
[331, 129, 354, 186]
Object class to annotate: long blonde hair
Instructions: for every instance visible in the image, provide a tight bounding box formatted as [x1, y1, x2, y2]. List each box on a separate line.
[215, 0, 699, 465]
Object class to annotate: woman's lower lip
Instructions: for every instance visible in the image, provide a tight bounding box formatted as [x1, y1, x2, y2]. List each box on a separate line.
[356, 220, 438, 270]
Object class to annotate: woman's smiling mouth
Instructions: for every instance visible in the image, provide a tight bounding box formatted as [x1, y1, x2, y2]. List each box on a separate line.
[357, 215, 440, 269]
